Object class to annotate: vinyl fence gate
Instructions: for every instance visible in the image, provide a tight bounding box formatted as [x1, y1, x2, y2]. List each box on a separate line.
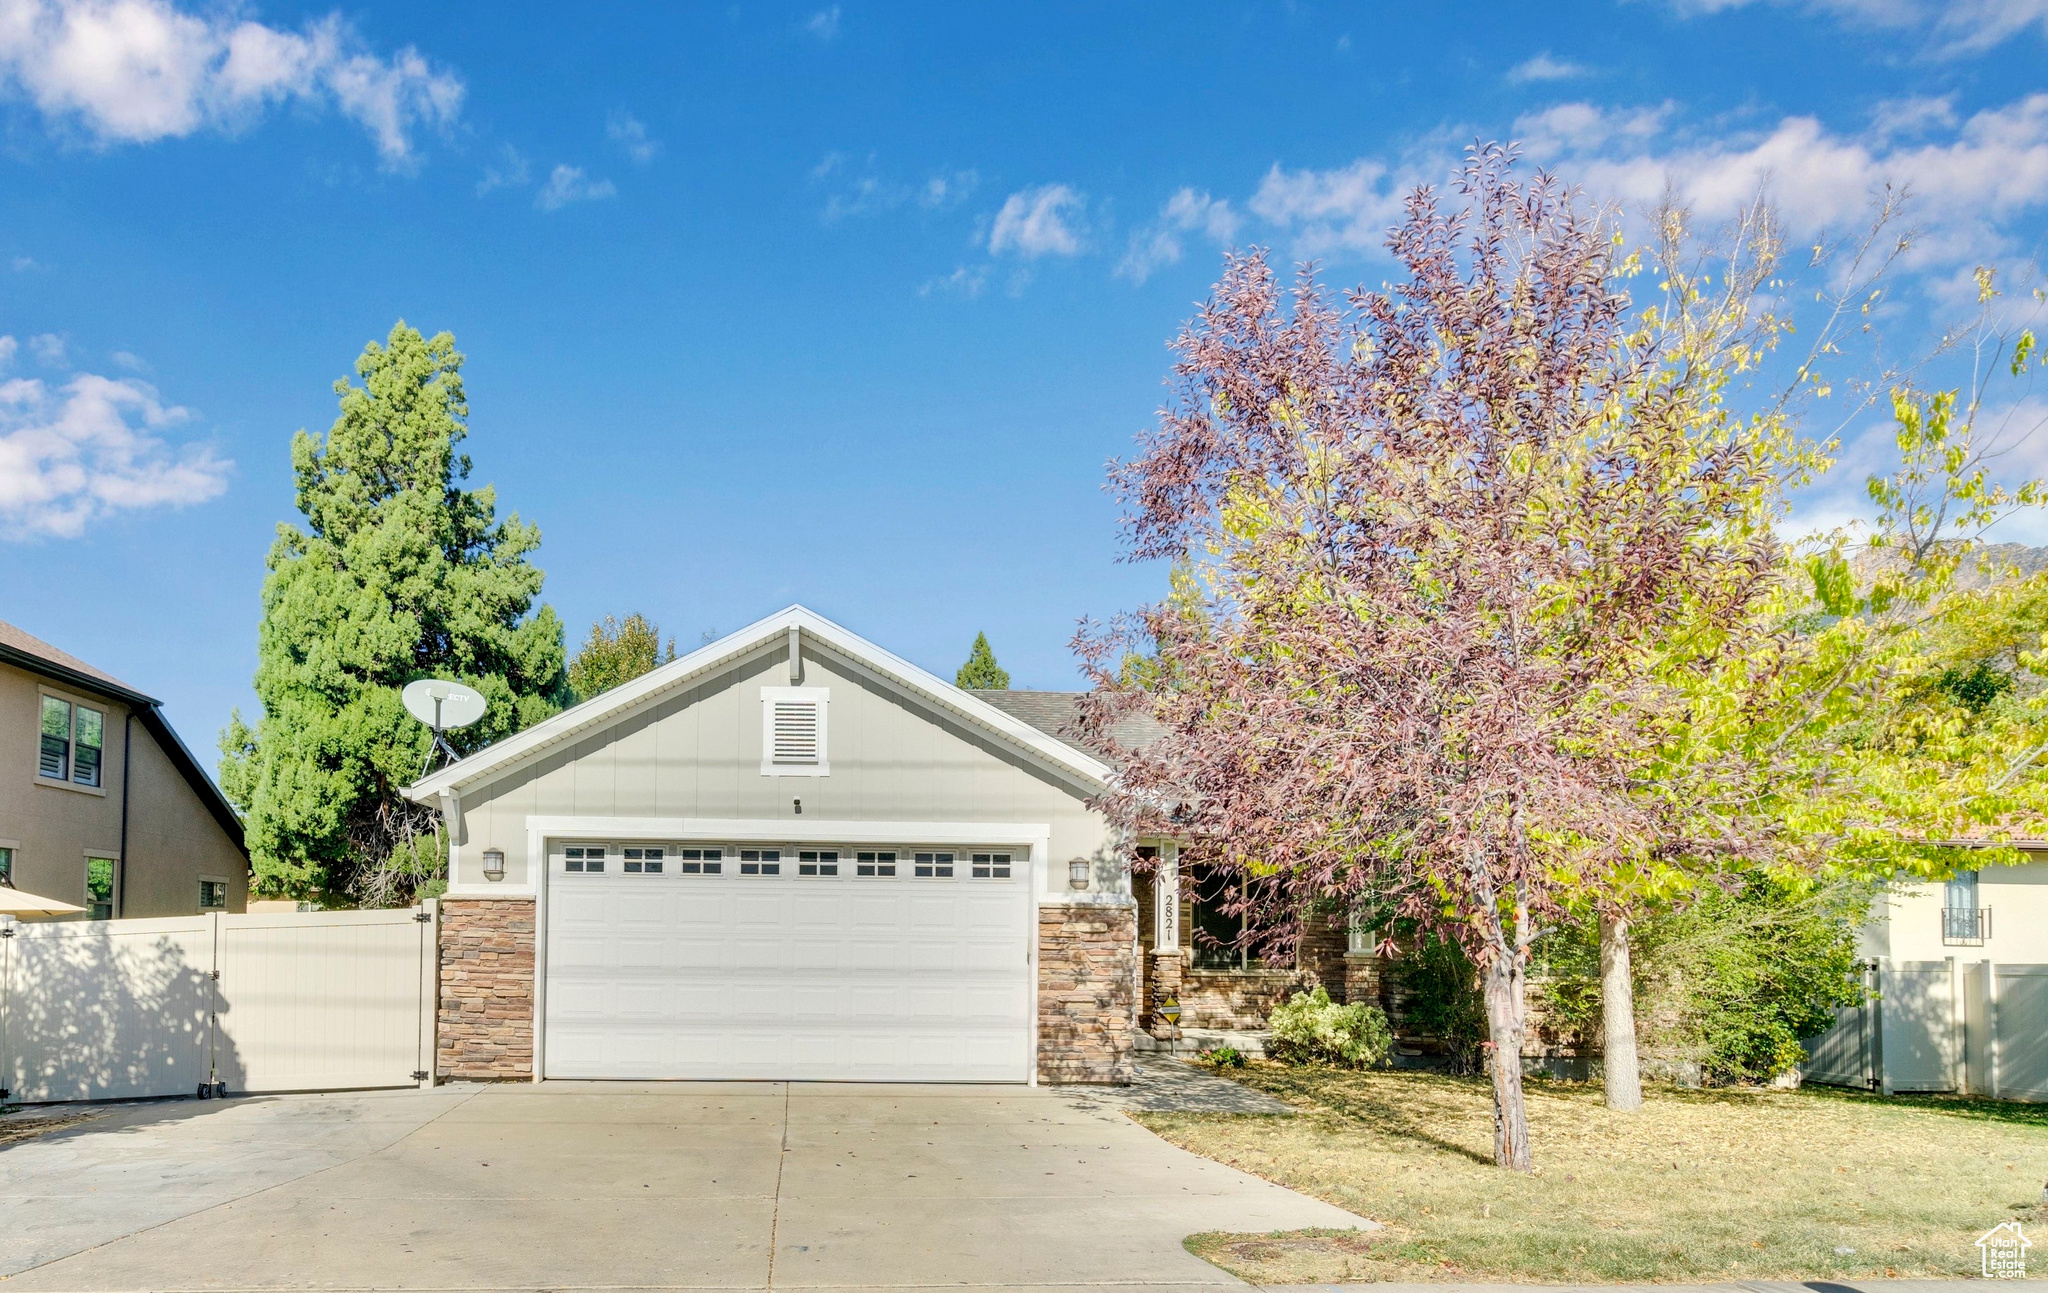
[1801, 956, 2048, 1100]
[0, 905, 438, 1103]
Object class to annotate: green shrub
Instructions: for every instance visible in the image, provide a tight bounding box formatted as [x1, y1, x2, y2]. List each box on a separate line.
[1266, 986, 1393, 1067]
[1202, 1044, 1247, 1068]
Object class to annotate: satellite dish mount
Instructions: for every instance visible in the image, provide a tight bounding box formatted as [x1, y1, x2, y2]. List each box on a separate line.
[403, 680, 488, 776]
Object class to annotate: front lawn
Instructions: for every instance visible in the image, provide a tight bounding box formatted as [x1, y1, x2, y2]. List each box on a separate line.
[1138, 1062, 2048, 1284]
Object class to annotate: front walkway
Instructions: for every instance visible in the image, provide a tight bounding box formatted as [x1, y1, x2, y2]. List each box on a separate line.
[1, 1079, 1369, 1292]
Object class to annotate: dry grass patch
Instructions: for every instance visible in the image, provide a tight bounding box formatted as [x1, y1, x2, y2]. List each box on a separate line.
[0, 1109, 105, 1146]
[1141, 1062, 2048, 1284]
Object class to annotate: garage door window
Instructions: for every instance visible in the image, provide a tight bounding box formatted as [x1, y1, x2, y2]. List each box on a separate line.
[740, 848, 781, 875]
[679, 848, 722, 874]
[971, 852, 1012, 879]
[856, 850, 897, 876]
[565, 845, 607, 873]
[623, 846, 665, 874]
[914, 851, 954, 878]
[798, 850, 838, 876]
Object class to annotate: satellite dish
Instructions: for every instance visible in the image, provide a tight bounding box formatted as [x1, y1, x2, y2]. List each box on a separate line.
[403, 679, 487, 730]
[404, 679, 487, 775]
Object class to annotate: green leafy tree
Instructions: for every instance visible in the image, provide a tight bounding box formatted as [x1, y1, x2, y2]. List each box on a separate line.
[219, 322, 566, 906]
[569, 613, 677, 700]
[955, 632, 1010, 689]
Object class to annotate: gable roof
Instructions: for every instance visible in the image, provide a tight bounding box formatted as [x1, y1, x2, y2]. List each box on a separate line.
[966, 690, 1168, 767]
[0, 618, 247, 858]
[403, 605, 1116, 802]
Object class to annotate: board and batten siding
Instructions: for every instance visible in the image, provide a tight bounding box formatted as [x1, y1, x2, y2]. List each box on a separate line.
[445, 639, 1119, 896]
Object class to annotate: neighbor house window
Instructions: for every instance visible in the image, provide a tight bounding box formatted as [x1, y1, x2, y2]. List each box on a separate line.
[564, 845, 606, 873]
[679, 848, 722, 874]
[971, 852, 1011, 879]
[199, 879, 229, 909]
[798, 850, 838, 876]
[855, 851, 896, 877]
[86, 856, 114, 920]
[623, 846, 665, 874]
[740, 848, 781, 875]
[40, 696, 105, 787]
[0, 846, 12, 886]
[913, 851, 954, 878]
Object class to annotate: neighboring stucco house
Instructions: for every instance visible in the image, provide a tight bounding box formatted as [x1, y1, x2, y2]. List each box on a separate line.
[410, 604, 1321, 1084]
[0, 619, 249, 918]
[1860, 849, 2048, 963]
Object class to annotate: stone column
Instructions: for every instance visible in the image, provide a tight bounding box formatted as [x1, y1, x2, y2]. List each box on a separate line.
[1038, 899, 1138, 1083]
[438, 897, 535, 1080]
[1148, 845, 1183, 1039]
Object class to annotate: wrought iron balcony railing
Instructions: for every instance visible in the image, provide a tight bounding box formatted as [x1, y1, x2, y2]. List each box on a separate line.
[1942, 906, 1991, 945]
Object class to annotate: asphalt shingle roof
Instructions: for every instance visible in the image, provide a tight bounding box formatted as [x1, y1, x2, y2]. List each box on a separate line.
[965, 689, 1167, 766]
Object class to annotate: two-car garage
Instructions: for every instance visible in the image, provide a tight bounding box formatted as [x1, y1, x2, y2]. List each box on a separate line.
[540, 839, 1035, 1082]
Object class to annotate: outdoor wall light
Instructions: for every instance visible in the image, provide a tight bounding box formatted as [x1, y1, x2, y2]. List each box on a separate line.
[481, 848, 506, 882]
[1068, 857, 1090, 891]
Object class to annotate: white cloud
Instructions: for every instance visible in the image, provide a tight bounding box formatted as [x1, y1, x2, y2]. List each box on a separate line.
[0, 358, 229, 539]
[109, 349, 146, 371]
[1248, 159, 1411, 256]
[28, 332, 63, 365]
[0, 0, 463, 166]
[918, 264, 987, 298]
[607, 110, 659, 164]
[0, 336, 16, 368]
[1116, 187, 1240, 283]
[1513, 101, 1667, 154]
[1544, 94, 2048, 262]
[1507, 52, 1590, 83]
[805, 5, 841, 40]
[475, 142, 529, 195]
[820, 163, 977, 221]
[987, 184, 1087, 258]
[1661, 0, 2048, 55]
[9, 255, 31, 270]
[534, 163, 614, 212]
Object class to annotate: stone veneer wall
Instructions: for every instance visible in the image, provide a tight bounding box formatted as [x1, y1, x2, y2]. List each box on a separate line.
[1038, 901, 1137, 1083]
[1178, 967, 1307, 1029]
[438, 897, 536, 1080]
[1296, 912, 1350, 998]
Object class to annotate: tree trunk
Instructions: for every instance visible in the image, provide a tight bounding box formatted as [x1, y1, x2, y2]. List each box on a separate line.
[1600, 912, 1644, 1112]
[1481, 948, 1533, 1171]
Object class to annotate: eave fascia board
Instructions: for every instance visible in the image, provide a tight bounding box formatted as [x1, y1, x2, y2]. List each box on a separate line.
[403, 604, 1113, 803]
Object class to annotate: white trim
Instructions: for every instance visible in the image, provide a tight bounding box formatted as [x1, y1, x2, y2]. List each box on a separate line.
[759, 685, 829, 777]
[403, 606, 1113, 802]
[522, 816, 1053, 846]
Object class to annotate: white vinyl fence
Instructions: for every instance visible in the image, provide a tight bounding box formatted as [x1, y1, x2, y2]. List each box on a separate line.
[0, 905, 437, 1103]
[1801, 956, 2048, 1100]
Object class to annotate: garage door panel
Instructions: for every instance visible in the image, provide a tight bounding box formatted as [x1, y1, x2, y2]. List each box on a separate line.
[546, 870, 1031, 1081]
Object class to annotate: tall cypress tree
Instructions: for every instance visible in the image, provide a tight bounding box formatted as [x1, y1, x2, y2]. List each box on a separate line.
[955, 632, 1010, 689]
[220, 322, 566, 904]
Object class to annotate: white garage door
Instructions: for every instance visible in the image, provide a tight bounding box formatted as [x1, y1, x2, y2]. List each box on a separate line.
[542, 844, 1033, 1081]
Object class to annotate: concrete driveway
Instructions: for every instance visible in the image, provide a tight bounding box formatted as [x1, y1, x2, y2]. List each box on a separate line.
[0, 1080, 1369, 1292]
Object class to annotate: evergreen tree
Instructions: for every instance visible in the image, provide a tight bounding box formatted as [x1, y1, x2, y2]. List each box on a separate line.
[220, 322, 566, 905]
[955, 632, 1010, 689]
[569, 613, 676, 699]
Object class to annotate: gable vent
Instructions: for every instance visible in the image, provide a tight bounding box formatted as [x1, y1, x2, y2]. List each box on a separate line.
[761, 686, 829, 776]
[772, 701, 819, 764]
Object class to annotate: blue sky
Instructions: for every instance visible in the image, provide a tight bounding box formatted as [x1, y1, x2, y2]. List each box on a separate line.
[1, 0, 2045, 747]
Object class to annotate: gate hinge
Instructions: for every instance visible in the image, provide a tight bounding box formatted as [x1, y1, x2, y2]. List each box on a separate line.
[0, 927, 13, 937]
[411, 1070, 430, 1081]
[413, 911, 433, 923]
[209, 969, 221, 980]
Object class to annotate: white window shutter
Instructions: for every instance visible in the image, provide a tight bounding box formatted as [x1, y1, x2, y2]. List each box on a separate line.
[760, 687, 829, 776]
